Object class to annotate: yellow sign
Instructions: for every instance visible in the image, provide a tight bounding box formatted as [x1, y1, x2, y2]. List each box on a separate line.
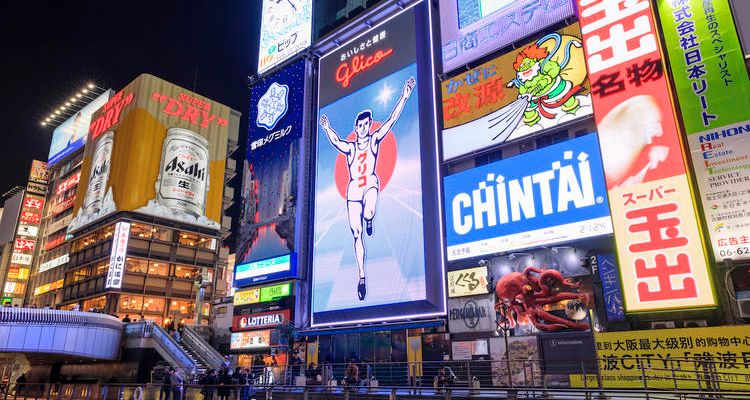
[571, 326, 750, 390]
[447, 266, 489, 298]
[233, 287, 260, 306]
[33, 279, 64, 296]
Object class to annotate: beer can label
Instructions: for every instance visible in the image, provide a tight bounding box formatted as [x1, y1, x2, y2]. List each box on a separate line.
[83, 131, 114, 214]
[157, 129, 209, 216]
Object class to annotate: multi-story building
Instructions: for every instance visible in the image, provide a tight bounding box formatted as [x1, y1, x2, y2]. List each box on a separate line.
[46, 74, 240, 326]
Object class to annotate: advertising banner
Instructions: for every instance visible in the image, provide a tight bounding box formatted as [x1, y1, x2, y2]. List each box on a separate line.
[55, 172, 80, 195]
[577, 0, 714, 312]
[33, 279, 64, 296]
[311, 2, 444, 326]
[444, 134, 612, 261]
[38, 254, 69, 273]
[48, 92, 111, 165]
[439, 0, 575, 74]
[237, 59, 305, 281]
[16, 225, 38, 238]
[257, 0, 312, 75]
[259, 282, 291, 302]
[28, 160, 49, 184]
[442, 23, 593, 161]
[571, 325, 750, 389]
[447, 266, 489, 298]
[595, 253, 625, 322]
[68, 74, 234, 233]
[489, 336, 541, 386]
[105, 221, 130, 289]
[230, 329, 274, 350]
[233, 287, 260, 306]
[234, 254, 296, 287]
[448, 295, 496, 333]
[232, 310, 290, 331]
[656, 0, 750, 261]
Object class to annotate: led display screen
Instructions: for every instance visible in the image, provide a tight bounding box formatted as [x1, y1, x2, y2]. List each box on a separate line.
[258, 0, 312, 75]
[48, 92, 111, 165]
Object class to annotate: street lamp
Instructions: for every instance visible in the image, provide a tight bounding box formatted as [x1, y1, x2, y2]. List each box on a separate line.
[496, 304, 514, 388]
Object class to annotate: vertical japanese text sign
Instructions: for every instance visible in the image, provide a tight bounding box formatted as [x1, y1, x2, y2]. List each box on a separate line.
[577, 0, 715, 311]
[657, 0, 750, 261]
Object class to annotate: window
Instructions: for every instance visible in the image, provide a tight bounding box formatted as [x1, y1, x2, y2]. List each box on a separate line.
[152, 226, 173, 242]
[143, 297, 166, 313]
[169, 300, 193, 315]
[120, 295, 144, 312]
[94, 261, 108, 276]
[178, 232, 201, 247]
[148, 261, 169, 277]
[71, 267, 90, 282]
[536, 130, 570, 149]
[174, 265, 198, 280]
[130, 223, 153, 239]
[126, 258, 148, 274]
[82, 296, 106, 312]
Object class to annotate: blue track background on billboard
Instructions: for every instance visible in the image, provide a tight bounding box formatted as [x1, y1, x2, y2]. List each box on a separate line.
[237, 59, 305, 276]
[311, 2, 444, 326]
[443, 134, 611, 248]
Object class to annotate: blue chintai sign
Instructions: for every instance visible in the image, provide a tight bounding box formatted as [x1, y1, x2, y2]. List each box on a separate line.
[444, 133, 613, 261]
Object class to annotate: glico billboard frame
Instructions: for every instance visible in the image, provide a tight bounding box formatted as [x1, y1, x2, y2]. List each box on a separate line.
[309, 0, 445, 327]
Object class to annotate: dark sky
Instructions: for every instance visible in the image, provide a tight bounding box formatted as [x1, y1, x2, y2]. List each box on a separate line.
[0, 0, 261, 193]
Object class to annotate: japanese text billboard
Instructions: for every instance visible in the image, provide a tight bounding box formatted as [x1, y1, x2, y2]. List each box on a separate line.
[447, 266, 489, 298]
[571, 325, 750, 390]
[577, 0, 715, 311]
[444, 134, 612, 260]
[439, 0, 575, 73]
[106, 221, 130, 289]
[311, 2, 445, 326]
[657, 0, 750, 261]
[234, 254, 296, 288]
[48, 92, 111, 165]
[257, 0, 312, 75]
[237, 59, 305, 279]
[442, 23, 593, 161]
[68, 74, 237, 233]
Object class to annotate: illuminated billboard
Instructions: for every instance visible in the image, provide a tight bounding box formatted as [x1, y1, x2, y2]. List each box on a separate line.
[311, 1, 445, 326]
[234, 254, 296, 287]
[68, 74, 237, 233]
[441, 23, 593, 161]
[233, 310, 290, 331]
[577, 0, 715, 311]
[444, 134, 612, 261]
[656, 0, 750, 261]
[237, 59, 305, 276]
[257, 0, 312, 75]
[48, 92, 111, 165]
[230, 330, 275, 350]
[439, 0, 575, 73]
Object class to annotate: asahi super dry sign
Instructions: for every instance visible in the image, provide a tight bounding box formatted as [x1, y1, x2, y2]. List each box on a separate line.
[69, 74, 237, 233]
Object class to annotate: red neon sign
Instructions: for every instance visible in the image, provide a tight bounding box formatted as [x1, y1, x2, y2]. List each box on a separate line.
[336, 48, 394, 88]
[152, 92, 228, 128]
[90, 90, 134, 140]
[56, 172, 81, 195]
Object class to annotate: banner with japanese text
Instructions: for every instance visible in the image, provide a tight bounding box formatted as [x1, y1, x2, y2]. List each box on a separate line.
[657, 0, 750, 261]
[571, 325, 750, 389]
[577, 0, 715, 311]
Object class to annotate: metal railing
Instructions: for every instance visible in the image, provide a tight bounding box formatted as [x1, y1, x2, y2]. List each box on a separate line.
[0, 307, 123, 330]
[124, 321, 198, 376]
[181, 325, 224, 370]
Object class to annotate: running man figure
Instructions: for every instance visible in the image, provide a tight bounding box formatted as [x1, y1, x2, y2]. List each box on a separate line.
[319, 76, 416, 301]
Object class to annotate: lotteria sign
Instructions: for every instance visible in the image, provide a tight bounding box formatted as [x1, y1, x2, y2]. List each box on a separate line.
[233, 310, 290, 331]
[444, 134, 613, 261]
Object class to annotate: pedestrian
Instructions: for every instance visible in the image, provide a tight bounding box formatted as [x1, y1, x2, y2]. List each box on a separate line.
[199, 369, 217, 400]
[158, 367, 172, 400]
[222, 355, 231, 368]
[122, 314, 131, 323]
[170, 368, 183, 400]
[139, 314, 145, 321]
[171, 328, 181, 343]
[216, 368, 231, 400]
[15, 373, 26, 396]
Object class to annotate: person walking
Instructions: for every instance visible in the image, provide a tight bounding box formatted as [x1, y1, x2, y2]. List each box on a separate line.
[122, 315, 131, 323]
[199, 369, 217, 400]
[169, 368, 183, 400]
[216, 368, 231, 400]
[158, 367, 172, 400]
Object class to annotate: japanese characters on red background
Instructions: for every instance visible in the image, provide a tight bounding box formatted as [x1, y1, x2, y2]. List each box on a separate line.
[577, 0, 715, 311]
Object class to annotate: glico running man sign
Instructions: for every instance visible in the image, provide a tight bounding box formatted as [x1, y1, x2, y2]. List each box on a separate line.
[311, 1, 445, 327]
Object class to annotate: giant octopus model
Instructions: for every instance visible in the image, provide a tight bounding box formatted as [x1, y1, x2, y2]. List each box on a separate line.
[495, 266, 590, 332]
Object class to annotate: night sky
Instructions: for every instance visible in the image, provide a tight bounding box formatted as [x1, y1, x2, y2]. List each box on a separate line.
[0, 0, 261, 193]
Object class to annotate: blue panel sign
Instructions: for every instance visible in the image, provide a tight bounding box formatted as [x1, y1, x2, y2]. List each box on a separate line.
[234, 253, 297, 288]
[596, 253, 625, 322]
[444, 133, 613, 261]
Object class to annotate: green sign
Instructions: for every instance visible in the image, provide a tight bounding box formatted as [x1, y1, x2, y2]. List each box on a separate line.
[1, 297, 12, 306]
[657, 0, 750, 134]
[259, 282, 291, 302]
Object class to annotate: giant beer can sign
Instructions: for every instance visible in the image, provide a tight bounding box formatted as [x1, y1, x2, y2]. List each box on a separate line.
[83, 131, 114, 214]
[156, 128, 210, 217]
[69, 74, 236, 233]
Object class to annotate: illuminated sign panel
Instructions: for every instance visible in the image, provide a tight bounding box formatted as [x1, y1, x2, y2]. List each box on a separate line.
[444, 134, 612, 260]
[48, 92, 111, 165]
[447, 266, 489, 298]
[233, 310, 290, 331]
[38, 254, 70, 273]
[233, 287, 260, 306]
[68, 75, 234, 233]
[257, 0, 312, 75]
[311, 2, 445, 326]
[55, 172, 81, 195]
[234, 254, 295, 287]
[230, 330, 273, 350]
[105, 222, 130, 289]
[656, 0, 750, 261]
[33, 279, 64, 296]
[439, 0, 575, 73]
[259, 282, 291, 303]
[577, 0, 714, 311]
[237, 60, 306, 275]
[28, 160, 49, 184]
[441, 23, 593, 161]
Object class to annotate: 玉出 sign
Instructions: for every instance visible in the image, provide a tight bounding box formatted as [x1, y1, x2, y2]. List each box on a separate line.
[577, 0, 714, 311]
[447, 266, 489, 298]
